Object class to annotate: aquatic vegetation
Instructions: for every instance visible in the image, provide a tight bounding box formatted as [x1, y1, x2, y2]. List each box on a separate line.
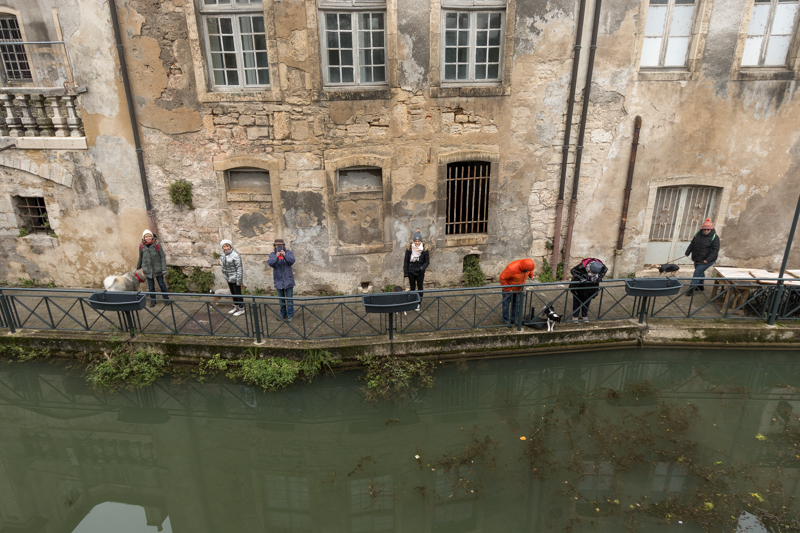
[0, 342, 50, 362]
[199, 348, 336, 391]
[86, 344, 168, 392]
[357, 353, 435, 403]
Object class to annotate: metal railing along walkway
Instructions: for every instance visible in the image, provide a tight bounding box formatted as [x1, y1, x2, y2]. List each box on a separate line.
[0, 276, 797, 341]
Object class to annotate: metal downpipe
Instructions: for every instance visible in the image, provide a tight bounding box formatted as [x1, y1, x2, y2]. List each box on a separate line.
[612, 116, 642, 279]
[562, 0, 602, 278]
[108, 0, 158, 234]
[552, 0, 589, 272]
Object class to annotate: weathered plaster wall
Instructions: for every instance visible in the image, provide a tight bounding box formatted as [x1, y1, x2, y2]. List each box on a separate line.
[3, 0, 799, 291]
[0, 0, 150, 285]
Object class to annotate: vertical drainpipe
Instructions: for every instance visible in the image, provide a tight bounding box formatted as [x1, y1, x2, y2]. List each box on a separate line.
[612, 116, 642, 279]
[561, 0, 602, 278]
[552, 0, 589, 272]
[108, 0, 158, 234]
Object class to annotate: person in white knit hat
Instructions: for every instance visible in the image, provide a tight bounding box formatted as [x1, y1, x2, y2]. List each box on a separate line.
[137, 229, 169, 307]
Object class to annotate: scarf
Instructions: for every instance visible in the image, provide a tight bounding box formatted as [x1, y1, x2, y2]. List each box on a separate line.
[410, 243, 423, 262]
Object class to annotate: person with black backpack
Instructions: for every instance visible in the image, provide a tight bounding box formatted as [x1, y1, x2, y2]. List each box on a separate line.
[137, 229, 170, 307]
[569, 258, 607, 321]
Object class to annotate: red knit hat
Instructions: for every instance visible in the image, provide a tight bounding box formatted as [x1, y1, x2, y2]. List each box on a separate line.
[701, 218, 713, 230]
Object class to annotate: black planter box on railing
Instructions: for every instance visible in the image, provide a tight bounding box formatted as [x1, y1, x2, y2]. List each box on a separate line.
[362, 292, 421, 313]
[624, 278, 683, 298]
[86, 291, 147, 312]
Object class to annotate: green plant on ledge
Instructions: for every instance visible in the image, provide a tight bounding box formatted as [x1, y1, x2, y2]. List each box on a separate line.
[463, 254, 486, 287]
[188, 266, 214, 294]
[168, 180, 195, 210]
[17, 228, 29, 237]
[538, 258, 563, 283]
[166, 267, 189, 293]
[86, 341, 168, 392]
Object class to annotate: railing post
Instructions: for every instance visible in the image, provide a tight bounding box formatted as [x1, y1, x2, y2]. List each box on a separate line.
[50, 96, 69, 137]
[515, 289, 524, 331]
[64, 94, 83, 137]
[17, 94, 39, 137]
[0, 290, 15, 333]
[30, 94, 54, 137]
[251, 299, 263, 344]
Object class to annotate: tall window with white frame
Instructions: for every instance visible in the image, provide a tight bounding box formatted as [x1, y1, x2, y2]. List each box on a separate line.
[741, 0, 800, 67]
[319, 0, 387, 87]
[640, 0, 696, 68]
[0, 15, 31, 82]
[441, 1, 505, 83]
[199, 0, 270, 90]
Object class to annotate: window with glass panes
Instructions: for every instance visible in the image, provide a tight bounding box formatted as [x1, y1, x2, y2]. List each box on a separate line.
[640, 0, 696, 68]
[442, 11, 503, 82]
[201, 0, 270, 88]
[741, 0, 800, 67]
[0, 16, 31, 81]
[321, 11, 386, 85]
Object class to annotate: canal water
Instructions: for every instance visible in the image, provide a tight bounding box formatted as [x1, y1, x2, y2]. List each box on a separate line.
[1, 347, 799, 533]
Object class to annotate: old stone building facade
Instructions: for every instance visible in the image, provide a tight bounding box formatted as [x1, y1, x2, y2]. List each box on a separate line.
[0, 0, 798, 292]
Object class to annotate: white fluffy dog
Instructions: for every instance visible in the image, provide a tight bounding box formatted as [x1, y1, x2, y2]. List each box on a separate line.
[103, 269, 146, 291]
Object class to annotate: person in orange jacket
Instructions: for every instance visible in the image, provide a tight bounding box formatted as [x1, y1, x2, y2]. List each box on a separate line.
[499, 258, 535, 325]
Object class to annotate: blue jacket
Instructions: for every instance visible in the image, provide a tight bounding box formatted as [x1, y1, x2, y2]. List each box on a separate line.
[267, 249, 296, 289]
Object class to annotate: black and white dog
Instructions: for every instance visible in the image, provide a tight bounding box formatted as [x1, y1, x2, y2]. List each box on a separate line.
[543, 305, 562, 332]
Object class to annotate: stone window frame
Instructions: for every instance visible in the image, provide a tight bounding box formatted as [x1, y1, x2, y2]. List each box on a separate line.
[184, 0, 283, 103]
[633, 0, 712, 81]
[213, 155, 285, 255]
[0, 7, 34, 87]
[435, 148, 499, 249]
[638, 176, 732, 267]
[307, 0, 398, 101]
[324, 153, 393, 256]
[731, 0, 800, 81]
[429, 0, 515, 98]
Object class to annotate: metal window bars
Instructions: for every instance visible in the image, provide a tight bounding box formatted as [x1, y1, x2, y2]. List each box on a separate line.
[445, 161, 490, 235]
[14, 196, 49, 234]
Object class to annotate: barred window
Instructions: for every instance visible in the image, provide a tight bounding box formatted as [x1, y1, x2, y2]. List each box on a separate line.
[14, 196, 49, 234]
[320, 11, 387, 85]
[441, 11, 504, 82]
[445, 161, 490, 235]
[199, 0, 270, 89]
[0, 16, 31, 81]
[742, 0, 800, 67]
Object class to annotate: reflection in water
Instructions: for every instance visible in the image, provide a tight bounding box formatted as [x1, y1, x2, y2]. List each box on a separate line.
[73, 503, 172, 533]
[0, 348, 797, 532]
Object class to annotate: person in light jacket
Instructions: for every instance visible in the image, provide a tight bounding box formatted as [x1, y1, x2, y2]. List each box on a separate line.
[220, 239, 245, 316]
[267, 238, 296, 321]
[685, 218, 720, 294]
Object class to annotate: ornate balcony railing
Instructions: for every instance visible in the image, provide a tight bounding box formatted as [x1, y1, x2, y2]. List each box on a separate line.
[0, 86, 85, 138]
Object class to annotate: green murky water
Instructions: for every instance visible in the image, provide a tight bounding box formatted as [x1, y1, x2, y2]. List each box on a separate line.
[2, 347, 800, 533]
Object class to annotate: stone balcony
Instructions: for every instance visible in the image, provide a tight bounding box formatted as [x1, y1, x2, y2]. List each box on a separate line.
[0, 87, 87, 150]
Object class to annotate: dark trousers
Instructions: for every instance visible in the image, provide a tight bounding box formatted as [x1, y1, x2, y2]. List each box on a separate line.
[408, 272, 425, 302]
[572, 284, 599, 318]
[227, 282, 243, 307]
[690, 261, 715, 289]
[502, 291, 521, 324]
[146, 275, 169, 301]
[276, 287, 294, 318]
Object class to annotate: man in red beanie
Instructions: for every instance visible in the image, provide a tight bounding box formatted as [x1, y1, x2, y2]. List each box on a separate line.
[685, 218, 720, 294]
[500, 258, 535, 325]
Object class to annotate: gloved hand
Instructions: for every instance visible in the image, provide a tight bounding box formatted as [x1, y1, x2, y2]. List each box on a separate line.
[162, 271, 167, 276]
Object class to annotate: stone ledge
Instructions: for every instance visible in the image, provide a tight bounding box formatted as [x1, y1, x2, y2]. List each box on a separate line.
[11, 137, 88, 150]
[3, 320, 800, 365]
